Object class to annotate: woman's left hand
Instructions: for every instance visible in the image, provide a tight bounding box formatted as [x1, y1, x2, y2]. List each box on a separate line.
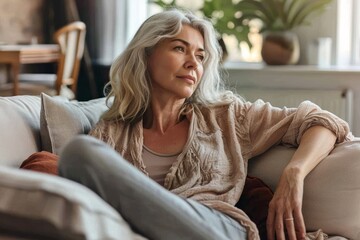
[266, 167, 307, 240]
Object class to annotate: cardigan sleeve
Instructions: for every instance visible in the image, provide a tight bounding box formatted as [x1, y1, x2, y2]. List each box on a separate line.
[237, 99, 353, 158]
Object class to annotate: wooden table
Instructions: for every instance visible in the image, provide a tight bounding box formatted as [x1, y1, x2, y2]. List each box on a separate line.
[0, 44, 60, 95]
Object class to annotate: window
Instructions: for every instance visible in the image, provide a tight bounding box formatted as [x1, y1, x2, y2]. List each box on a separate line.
[94, 0, 147, 65]
[231, 0, 360, 66]
[224, 19, 262, 63]
[335, 0, 360, 66]
[352, 0, 360, 65]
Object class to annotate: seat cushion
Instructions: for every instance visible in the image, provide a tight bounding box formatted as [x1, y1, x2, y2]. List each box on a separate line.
[19, 73, 57, 87]
[0, 166, 145, 240]
[40, 93, 109, 155]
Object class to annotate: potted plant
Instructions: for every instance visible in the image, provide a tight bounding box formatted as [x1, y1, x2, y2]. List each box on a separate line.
[234, 0, 333, 65]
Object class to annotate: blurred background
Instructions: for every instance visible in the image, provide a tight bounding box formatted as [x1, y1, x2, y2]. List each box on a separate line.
[0, 0, 359, 99]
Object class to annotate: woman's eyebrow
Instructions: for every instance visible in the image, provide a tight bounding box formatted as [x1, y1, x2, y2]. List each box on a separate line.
[171, 38, 205, 52]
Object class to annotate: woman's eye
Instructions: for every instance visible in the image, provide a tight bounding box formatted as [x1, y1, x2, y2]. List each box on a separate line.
[174, 46, 185, 52]
[197, 55, 205, 62]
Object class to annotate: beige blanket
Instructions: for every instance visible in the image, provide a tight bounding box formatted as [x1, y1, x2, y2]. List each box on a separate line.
[307, 229, 328, 240]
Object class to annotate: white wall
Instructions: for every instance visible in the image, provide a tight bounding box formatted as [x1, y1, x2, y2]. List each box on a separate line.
[224, 65, 360, 136]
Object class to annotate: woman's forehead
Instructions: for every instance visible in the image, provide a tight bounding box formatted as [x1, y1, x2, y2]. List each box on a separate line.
[167, 25, 204, 48]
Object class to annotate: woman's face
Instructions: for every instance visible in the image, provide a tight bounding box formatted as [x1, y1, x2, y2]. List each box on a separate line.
[147, 25, 205, 100]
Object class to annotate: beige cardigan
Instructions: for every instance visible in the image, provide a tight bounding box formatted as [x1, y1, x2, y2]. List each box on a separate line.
[89, 98, 352, 239]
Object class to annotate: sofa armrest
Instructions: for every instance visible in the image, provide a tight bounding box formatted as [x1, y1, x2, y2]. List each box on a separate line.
[0, 96, 41, 168]
[248, 141, 360, 239]
[0, 166, 146, 240]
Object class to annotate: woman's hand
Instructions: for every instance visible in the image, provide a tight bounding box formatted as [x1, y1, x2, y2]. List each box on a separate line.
[266, 166, 306, 240]
[266, 126, 337, 239]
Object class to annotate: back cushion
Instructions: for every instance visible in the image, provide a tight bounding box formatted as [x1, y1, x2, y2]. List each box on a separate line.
[40, 93, 108, 155]
[249, 143, 360, 239]
[0, 96, 41, 167]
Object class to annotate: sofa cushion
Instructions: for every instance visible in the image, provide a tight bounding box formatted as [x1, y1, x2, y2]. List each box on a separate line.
[0, 95, 41, 167]
[20, 151, 58, 175]
[0, 166, 145, 240]
[40, 93, 108, 155]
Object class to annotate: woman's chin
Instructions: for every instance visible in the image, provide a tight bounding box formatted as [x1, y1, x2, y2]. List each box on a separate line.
[182, 91, 195, 99]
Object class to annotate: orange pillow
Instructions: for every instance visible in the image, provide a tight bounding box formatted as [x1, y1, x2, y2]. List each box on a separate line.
[236, 175, 273, 240]
[20, 151, 59, 175]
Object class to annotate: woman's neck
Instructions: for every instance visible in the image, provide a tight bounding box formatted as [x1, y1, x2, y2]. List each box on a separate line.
[143, 111, 186, 133]
[142, 111, 190, 155]
[143, 99, 185, 134]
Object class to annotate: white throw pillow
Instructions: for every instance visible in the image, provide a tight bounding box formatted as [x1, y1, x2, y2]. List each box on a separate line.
[0, 166, 144, 240]
[40, 93, 108, 155]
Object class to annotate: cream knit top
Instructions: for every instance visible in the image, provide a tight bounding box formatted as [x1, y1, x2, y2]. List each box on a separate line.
[142, 145, 179, 186]
[89, 97, 353, 239]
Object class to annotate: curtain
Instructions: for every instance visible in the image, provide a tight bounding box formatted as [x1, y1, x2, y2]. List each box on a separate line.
[48, 0, 98, 100]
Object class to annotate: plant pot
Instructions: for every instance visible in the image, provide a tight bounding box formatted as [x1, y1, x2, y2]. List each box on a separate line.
[261, 31, 300, 65]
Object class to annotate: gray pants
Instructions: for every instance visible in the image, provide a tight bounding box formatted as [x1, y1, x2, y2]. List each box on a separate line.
[58, 135, 247, 240]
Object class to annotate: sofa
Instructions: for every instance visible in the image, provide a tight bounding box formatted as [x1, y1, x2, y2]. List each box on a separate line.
[0, 93, 359, 239]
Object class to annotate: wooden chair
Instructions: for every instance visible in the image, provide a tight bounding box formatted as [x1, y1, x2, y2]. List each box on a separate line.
[19, 21, 86, 98]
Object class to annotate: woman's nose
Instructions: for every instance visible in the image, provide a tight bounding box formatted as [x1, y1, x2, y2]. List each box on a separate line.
[184, 54, 198, 70]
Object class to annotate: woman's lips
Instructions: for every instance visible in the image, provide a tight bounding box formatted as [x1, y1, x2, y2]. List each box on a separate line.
[178, 75, 195, 84]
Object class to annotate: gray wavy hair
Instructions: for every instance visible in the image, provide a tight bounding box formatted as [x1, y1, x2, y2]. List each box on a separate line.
[102, 8, 233, 122]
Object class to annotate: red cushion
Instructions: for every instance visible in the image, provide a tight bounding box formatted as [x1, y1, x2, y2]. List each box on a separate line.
[20, 151, 59, 175]
[236, 175, 273, 239]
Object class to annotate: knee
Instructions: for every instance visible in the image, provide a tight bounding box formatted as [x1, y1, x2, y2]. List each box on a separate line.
[58, 135, 101, 175]
[62, 134, 97, 153]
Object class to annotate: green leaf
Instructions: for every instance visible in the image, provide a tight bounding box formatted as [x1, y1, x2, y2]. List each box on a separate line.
[150, 0, 177, 9]
[289, 0, 332, 28]
[236, 0, 275, 24]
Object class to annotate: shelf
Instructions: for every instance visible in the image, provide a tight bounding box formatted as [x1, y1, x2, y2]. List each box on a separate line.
[223, 61, 360, 74]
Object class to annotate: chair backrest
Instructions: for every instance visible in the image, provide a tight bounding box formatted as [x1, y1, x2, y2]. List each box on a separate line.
[53, 21, 86, 96]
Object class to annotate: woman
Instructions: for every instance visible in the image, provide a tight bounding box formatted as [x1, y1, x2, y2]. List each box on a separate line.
[59, 9, 352, 240]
